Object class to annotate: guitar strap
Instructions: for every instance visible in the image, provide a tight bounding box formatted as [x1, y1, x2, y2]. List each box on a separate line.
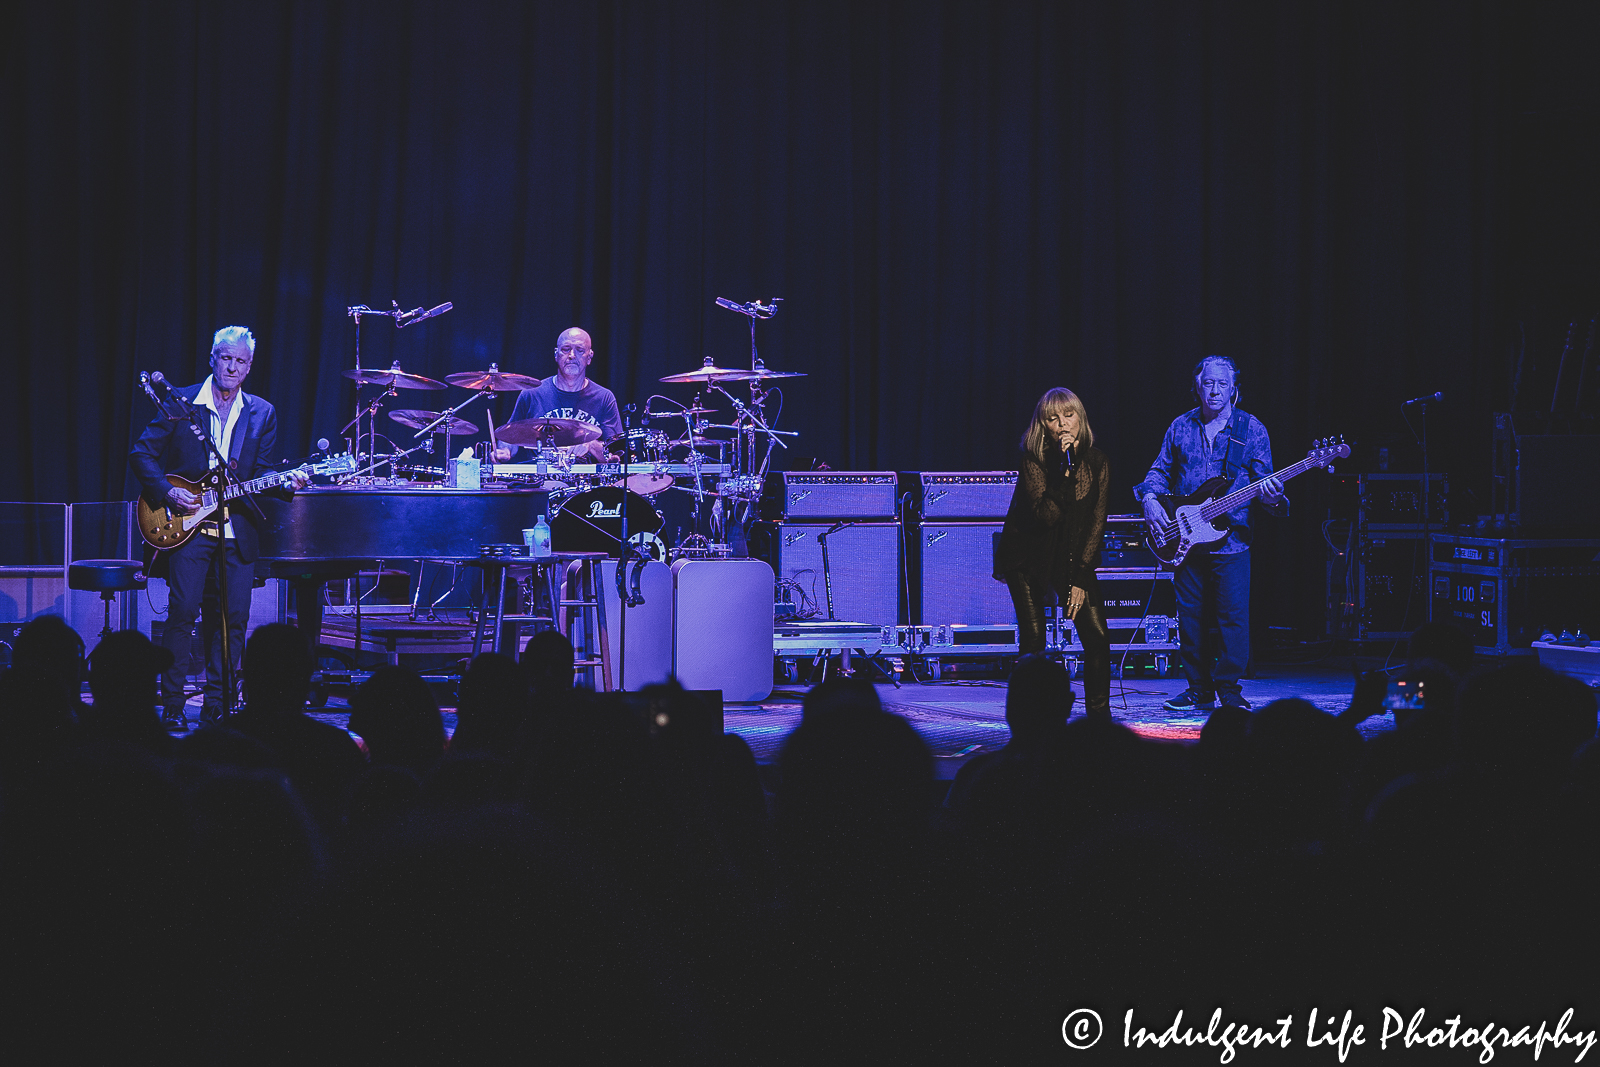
[1221, 408, 1250, 482]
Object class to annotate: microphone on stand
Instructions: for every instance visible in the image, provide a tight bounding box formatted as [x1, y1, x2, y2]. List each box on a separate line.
[396, 302, 454, 328]
[821, 519, 857, 539]
[149, 371, 175, 400]
[1403, 391, 1444, 406]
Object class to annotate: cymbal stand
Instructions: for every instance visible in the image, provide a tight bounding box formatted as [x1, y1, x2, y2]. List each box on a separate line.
[403, 384, 498, 468]
[647, 394, 715, 539]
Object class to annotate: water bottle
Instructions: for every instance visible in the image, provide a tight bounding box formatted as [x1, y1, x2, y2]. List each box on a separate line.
[531, 514, 552, 558]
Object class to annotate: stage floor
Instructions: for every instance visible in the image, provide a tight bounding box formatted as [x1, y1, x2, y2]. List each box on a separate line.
[731, 661, 1389, 776]
[279, 660, 1391, 779]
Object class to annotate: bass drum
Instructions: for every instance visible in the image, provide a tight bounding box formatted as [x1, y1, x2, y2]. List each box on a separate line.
[551, 486, 665, 558]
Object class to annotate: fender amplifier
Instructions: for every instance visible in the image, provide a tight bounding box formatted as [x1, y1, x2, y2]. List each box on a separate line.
[919, 472, 1017, 519]
[782, 472, 899, 519]
[919, 522, 1015, 626]
[775, 522, 902, 629]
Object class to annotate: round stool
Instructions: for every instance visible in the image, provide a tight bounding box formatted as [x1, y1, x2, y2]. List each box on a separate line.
[68, 559, 148, 640]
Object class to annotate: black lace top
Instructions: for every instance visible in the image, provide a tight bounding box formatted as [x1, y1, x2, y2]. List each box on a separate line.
[993, 442, 1109, 592]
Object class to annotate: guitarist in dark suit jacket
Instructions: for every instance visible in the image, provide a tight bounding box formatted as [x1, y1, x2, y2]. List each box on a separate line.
[1134, 356, 1285, 713]
[129, 326, 307, 727]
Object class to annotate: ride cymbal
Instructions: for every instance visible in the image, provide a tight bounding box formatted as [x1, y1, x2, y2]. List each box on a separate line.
[443, 367, 542, 392]
[343, 364, 447, 390]
[388, 409, 480, 435]
[496, 417, 602, 447]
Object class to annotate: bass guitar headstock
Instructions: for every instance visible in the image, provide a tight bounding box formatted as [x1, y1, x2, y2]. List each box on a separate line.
[1305, 435, 1350, 472]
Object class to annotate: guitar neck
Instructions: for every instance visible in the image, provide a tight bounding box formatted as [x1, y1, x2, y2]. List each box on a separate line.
[1198, 455, 1319, 522]
[220, 467, 300, 501]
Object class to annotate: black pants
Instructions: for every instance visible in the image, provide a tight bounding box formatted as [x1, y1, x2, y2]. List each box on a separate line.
[1172, 548, 1250, 698]
[1006, 573, 1111, 714]
[159, 532, 254, 710]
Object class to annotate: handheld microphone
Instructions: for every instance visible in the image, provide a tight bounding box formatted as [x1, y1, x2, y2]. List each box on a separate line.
[1403, 391, 1444, 406]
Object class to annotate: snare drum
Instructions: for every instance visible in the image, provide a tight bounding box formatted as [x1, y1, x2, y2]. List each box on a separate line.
[605, 427, 668, 462]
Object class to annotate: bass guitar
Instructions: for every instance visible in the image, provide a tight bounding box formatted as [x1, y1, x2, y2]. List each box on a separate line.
[1144, 437, 1348, 566]
[138, 453, 357, 550]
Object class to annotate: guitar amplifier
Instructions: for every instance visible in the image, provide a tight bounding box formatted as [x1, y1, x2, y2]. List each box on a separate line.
[1102, 514, 1160, 568]
[782, 472, 899, 519]
[919, 522, 1015, 627]
[774, 522, 902, 629]
[919, 472, 1017, 519]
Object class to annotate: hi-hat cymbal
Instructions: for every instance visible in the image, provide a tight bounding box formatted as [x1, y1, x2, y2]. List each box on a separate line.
[659, 359, 757, 384]
[496, 416, 602, 447]
[444, 368, 542, 392]
[343, 364, 447, 390]
[388, 409, 480, 435]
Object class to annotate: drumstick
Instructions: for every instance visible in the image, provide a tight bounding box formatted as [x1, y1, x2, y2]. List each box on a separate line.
[485, 408, 499, 456]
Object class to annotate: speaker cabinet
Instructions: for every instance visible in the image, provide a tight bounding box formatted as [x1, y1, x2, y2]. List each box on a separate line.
[919, 522, 1015, 626]
[774, 522, 902, 628]
[672, 559, 773, 703]
[597, 559, 674, 690]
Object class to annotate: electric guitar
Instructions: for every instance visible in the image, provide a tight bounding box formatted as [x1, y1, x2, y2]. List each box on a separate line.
[1144, 437, 1348, 566]
[138, 453, 356, 550]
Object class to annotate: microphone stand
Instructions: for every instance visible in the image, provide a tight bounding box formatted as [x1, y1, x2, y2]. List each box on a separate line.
[817, 520, 856, 676]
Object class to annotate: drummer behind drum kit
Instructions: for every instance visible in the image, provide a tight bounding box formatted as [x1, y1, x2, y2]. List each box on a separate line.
[332, 296, 805, 562]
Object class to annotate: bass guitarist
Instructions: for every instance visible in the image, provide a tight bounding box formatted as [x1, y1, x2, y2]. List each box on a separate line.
[1134, 355, 1285, 712]
[129, 326, 308, 728]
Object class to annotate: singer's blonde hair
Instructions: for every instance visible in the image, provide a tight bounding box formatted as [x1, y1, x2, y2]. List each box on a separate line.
[1021, 387, 1093, 465]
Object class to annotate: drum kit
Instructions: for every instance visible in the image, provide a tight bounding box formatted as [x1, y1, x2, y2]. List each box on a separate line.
[335, 297, 805, 559]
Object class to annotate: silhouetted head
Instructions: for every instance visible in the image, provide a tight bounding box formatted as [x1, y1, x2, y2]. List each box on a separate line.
[454, 652, 528, 758]
[88, 630, 174, 711]
[348, 666, 446, 774]
[1407, 621, 1475, 678]
[521, 630, 575, 697]
[800, 676, 883, 723]
[1005, 653, 1074, 745]
[1455, 661, 1597, 780]
[242, 623, 312, 712]
[10, 614, 86, 697]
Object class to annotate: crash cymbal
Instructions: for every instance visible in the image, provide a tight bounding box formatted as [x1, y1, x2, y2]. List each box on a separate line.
[443, 366, 542, 392]
[496, 416, 602, 447]
[740, 366, 806, 380]
[659, 359, 757, 384]
[646, 405, 717, 417]
[343, 363, 447, 390]
[388, 409, 480, 435]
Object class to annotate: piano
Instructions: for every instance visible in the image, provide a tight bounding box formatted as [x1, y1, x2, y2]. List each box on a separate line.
[258, 485, 551, 654]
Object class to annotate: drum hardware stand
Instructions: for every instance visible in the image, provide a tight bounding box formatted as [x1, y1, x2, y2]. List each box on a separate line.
[344, 300, 454, 478]
[614, 405, 650, 691]
[710, 298, 797, 554]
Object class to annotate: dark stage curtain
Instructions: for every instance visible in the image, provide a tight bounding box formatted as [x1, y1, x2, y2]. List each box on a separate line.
[8, 0, 1578, 634]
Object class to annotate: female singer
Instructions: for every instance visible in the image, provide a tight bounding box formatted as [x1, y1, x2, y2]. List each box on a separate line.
[994, 388, 1112, 719]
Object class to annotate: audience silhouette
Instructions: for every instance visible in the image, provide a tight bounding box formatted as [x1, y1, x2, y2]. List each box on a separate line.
[0, 612, 1593, 1059]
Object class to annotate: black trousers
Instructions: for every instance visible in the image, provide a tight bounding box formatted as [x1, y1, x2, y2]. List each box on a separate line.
[159, 532, 254, 709]
[1006, 573, 1111, 713]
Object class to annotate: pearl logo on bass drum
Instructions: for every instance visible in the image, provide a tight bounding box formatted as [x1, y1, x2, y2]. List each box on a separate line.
[587, 501, 624, 519]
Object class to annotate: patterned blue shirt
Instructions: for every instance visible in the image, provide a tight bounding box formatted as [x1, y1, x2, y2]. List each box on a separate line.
[1132, 407, 1284, 554]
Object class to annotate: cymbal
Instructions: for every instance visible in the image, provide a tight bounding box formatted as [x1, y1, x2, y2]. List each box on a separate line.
[646, 405, 716, 417]
[741, 366, 806, 380]
[343, 365, 447, 390]
[443, 368, 542, 392]
[388, 409, 480, 435]
[496, 416, 602, 447]
[659, 360, 757, 384]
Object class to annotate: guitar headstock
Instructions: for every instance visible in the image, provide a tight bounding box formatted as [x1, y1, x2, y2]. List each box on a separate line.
[313, 452, 358, 478]
[1305, 436, 1351, 470]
